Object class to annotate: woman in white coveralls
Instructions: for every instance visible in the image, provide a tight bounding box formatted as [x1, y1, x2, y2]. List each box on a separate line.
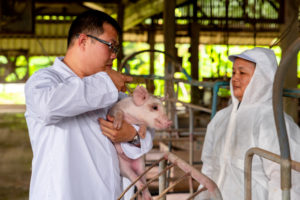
[196, 47, 300, 200]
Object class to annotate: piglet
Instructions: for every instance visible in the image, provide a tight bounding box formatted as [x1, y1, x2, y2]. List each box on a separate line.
[109, 86, 172, 200]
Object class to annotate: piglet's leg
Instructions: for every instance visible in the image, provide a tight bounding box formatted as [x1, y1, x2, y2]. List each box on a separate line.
[119, 155, 148, 195]
[131, 157, 152, 200]
[137, 124, 147, 139]
[114, 143, 124, 155]
[113, 110, 124, 130]
[118, 156, 152, 200]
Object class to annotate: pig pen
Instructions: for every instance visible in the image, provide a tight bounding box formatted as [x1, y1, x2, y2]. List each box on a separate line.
[0, 107, 211, 200]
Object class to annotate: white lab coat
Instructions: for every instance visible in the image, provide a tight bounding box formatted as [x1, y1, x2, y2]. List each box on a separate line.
[197, 48, 300, 200]
[25, 57, 153, 200]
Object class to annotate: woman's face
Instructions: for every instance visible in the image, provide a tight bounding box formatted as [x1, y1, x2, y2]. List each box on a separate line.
[232, 58, 256, 102]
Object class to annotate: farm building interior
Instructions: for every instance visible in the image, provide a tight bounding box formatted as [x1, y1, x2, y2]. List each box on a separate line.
[0, 0, 300, 199]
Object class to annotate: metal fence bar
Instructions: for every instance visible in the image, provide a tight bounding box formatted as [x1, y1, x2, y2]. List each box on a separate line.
[155, 172, 190, 199]
[118, 150, 223, 200]
[244, 147, 300, 200]
[211, 81, 230, 118]
[118, 156, 166, 200]
[188, 107, 195, 195]
[167, 98, 212, 114]
[186, 187, 207, 200]
[130, 163, 176, 200]
[164, 152, 222, 199]
[189, 107, 194, 166]
[159, 159, 167, 200]
[272, 37, 300, 200]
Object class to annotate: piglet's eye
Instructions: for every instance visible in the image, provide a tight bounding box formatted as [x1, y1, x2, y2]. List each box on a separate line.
[152, 105, 158, 110]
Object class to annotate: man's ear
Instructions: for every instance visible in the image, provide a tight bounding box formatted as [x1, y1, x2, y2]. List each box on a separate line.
[77, 34, 88, 50]
[132, 86, 149, 106]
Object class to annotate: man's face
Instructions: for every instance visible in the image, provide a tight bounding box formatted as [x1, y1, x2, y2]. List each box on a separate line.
[85, 22, 119, 74]
[232, 58, 256, 102]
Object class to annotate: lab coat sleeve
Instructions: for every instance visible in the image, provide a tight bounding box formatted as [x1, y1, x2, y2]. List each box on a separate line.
[25, 69, 118, 125]
[121, 126, 154, 159]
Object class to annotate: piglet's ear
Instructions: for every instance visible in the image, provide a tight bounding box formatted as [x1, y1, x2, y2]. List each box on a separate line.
[133, 86, 149, 106]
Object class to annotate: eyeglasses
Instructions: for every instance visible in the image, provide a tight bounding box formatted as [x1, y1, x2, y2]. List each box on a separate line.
[86, 34, 120, 55]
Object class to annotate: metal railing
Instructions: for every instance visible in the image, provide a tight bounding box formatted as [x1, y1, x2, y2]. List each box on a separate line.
[119, 49, 227, 167]
[245, 147, 300, 200]
[118, 49, 224, 199]
[120, 46, 300, 200]
[118, 145, 223, 200]
[244, 37, 300, 200]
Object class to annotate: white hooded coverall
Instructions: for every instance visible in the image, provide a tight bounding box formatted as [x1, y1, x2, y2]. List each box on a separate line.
[25, 57, 153, 200]
[197, 48, 300, 200]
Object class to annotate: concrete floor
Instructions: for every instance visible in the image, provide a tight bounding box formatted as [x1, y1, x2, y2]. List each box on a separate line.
[0, 112, 204, 200]
[0, 113, 31, 200]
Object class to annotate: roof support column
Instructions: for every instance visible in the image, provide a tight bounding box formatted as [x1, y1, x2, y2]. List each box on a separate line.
[280, 0, 300, 123]
[163, 0, 176, 121]
[190, 23, 201, 105]
[190, 0, 201, 105]
[147, 18, 156, 94]
[117, 1, 125, 70]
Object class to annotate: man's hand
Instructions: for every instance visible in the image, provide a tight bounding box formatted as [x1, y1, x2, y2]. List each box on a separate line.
[106, 69, 133, 92]
[99, 115, 136, 143]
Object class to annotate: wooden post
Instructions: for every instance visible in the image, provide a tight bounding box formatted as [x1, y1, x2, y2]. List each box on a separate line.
[117, 2, 125, 70]
[190, 23, 201, 105]
[163, 0, 176, 121]
[190, 0, 201, 105]
[147, 18, 156, 93]
[280, 0, 300, 123]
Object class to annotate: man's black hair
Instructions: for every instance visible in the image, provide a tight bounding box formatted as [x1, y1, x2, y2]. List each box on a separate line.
[67, 9, 122, 47]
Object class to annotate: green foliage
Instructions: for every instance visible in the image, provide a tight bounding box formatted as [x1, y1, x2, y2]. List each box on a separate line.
[0, 55, 28, 82]
[121, 43, 283, 102]
[29, 56, 55, 76]
[0, 42, 292, 104]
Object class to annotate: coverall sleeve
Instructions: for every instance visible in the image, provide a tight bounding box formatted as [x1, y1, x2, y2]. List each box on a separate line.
[257, 115, 282, 200]
[196, 120, 217, 200]
[258, 114, 300, 200]
[25, 69, 118, 125]
[201, 120, 217, 181]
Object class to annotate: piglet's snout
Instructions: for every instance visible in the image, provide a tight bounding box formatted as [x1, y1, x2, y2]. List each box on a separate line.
[155, 117, 172, 129]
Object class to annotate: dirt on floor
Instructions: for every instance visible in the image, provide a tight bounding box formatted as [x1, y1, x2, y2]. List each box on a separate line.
[0, 113, 32, 200]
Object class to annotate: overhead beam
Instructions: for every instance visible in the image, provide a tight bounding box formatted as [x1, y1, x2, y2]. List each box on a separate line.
[266, 0, 280, 12]
[82, 2, 107, 12]
[123, 0, 188, 31]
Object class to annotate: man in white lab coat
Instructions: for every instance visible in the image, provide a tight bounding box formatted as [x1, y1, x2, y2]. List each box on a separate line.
[196, 47, 300, 199]
[25, 10, 152, 200]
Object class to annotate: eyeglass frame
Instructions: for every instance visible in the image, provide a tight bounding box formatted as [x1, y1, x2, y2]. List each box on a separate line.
[77, 33, 120, 54]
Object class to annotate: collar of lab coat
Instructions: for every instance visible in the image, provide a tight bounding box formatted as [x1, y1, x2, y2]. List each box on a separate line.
[51, 57, 79, 79]
[230, 47, 278, 109]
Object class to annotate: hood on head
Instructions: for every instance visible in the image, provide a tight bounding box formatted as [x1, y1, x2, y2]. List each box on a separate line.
[229, 47, 278, 107]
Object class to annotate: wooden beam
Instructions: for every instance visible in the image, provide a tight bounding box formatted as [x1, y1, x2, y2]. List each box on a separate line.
[163, 0, 176, 125]
[281, 0, 300, 122]
[123, 0, 189, 31]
